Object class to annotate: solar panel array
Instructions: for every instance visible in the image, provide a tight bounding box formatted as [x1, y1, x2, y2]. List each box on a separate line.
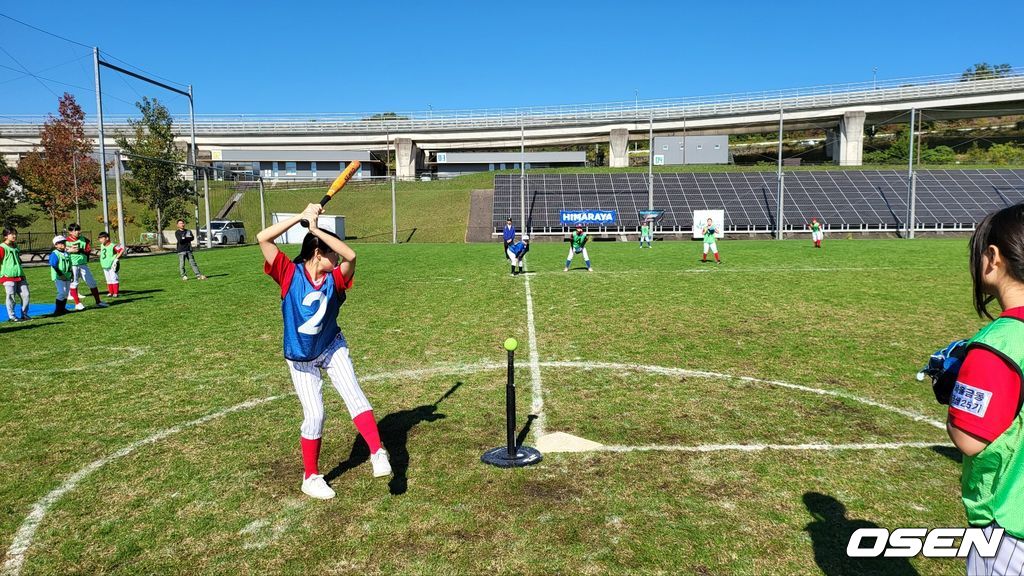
[492, 170, 1024, 233]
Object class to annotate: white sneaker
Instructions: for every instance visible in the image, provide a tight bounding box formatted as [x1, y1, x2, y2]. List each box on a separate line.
[74, 303, 85, 311]
[301, 474, 335, 500]
[96, 302, 109, 308]
[370, 449, 392, 478]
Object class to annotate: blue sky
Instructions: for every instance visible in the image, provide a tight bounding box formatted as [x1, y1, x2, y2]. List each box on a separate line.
[1, 1, 1022, 118]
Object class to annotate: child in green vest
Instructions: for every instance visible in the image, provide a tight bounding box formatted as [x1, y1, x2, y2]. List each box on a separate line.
[809, 218, 824, 249]
[48, 235, 73, 317]
[701, 218, 720, 263]
[98, 232, 125, 297]
[65, 223, 106, 309]
[1, 227, 30, 322]
[639, 221, 652, 248]
[925, 204, 1024, 573]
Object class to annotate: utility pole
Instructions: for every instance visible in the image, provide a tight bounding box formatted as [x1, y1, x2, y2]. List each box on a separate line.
[648, 110, 654, 210]
[776, 102, 785, 240]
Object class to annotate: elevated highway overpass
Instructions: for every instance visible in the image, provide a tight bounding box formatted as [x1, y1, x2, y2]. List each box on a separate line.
[3, 70, 1023, 177]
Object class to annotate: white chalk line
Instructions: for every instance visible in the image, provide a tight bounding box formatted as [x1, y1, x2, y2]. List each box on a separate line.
[598, 442, 944, 453]
[2, 360, 945, 575]
[538, 360, 946, 430]
[6, 346, 148, 374]
[522, 261, 546, 438]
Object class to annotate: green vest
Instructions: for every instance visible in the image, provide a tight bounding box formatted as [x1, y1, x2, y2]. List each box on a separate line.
[99, 243, 118, 269]
[703, 226, 717, 244]
[571, 232, 587, 249]
[641, 225, 650, 236]
[1, 243, 22, 279]
[811, 222, 821, 233]
[961, 317, 1024, 538]
[50, 250, 72, 281]
[67, 237, 88, 266]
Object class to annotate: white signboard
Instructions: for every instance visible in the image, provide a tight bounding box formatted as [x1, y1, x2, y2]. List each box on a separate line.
[436, 152, 447, 163]
[653, 155, 665, 166]
[271, 213, 346, 244]
[692, 210, 725, 240]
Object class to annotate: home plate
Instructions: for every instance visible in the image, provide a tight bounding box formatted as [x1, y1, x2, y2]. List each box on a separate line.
[536, 432, 604, 453]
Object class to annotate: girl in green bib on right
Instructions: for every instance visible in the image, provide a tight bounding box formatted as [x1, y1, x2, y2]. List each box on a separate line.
[945, 204, 1024, 575]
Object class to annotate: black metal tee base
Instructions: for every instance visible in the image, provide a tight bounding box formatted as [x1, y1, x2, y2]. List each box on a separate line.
[481, 445, 542, 468]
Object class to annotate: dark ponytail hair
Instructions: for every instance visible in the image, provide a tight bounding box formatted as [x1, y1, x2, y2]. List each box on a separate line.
[970, 203, 1024, 319]
[2, 227, 15, 238]
[294, 230, 342, 264]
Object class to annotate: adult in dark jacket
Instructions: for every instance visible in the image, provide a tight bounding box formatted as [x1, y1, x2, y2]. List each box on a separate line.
[175, 219, 206, 280]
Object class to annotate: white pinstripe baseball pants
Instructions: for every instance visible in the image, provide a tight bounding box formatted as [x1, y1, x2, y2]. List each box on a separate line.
[967, 524, 1024, 576]
[286, 334, 372, 440]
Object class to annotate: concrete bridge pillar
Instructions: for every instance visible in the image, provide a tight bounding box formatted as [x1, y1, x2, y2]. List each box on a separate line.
[609, 128, 629, 168]
[838, 111, 866, 166]
[825, 128, 838, 161]
[395, 137, 420, 179]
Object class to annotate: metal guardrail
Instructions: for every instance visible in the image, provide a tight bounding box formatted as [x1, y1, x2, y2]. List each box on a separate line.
[2, 70, 1023, 137]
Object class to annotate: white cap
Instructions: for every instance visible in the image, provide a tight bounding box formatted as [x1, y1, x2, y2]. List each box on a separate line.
[52, 235, 66, 244]
[522, 235, 529, 241]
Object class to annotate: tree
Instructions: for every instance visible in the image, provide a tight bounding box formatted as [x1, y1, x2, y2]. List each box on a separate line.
[17, 93, 100, 233]
[0, 156, 36, 229]
[961, 63, 1013, 81]
[115, 97, 192, 248]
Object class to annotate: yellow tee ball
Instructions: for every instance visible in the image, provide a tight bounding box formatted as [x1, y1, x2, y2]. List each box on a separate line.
[503, 338, 518, 352]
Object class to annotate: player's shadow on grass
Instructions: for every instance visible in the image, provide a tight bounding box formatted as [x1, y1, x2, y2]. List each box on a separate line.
[931, 445, 963, 464]
[804, 492, 918, 576]
[0, 320, 60, 333]
[325, 382, 460, 495]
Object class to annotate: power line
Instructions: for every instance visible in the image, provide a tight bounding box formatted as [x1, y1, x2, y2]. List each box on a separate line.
[0, 11, 189, 90]
[0, 52, 91, 86]
[0, 45, 58, 98]
[0, 11, 91, 49]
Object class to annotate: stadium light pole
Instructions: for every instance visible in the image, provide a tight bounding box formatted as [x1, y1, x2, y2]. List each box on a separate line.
[648, 110, 654, 210]
[776, 102, 785, 240]
[93, 48, 110, 233]
[906, 108, 916, 239]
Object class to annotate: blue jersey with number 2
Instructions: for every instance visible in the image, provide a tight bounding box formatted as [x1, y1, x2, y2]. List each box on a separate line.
[266, 251, 350, 362]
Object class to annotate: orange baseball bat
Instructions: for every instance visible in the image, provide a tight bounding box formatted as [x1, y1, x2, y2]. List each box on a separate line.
[300, 160, 361, 227]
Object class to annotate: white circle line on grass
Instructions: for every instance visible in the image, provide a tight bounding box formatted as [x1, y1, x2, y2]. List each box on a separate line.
[537, 360, 946, 430]
[1, 361, 504, 576]
[2, 360, 942, 576]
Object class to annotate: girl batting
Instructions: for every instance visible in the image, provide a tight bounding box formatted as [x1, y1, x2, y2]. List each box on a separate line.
[257, 204, 391, 500]
[1, 227, 30, 322]
[922, 204, 1024, 574]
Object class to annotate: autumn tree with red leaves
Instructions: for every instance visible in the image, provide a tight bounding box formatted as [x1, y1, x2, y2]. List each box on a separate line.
[18, 92, 101, 233]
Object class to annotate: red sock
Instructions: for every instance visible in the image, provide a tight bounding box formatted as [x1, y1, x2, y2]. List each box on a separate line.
[300, 437, 321, 479]
[352, 410, 382, 454]
[714, 252, 720, 262]
[70, 288, 80, 304]
[702, 255, 707, 262]
[110, 284, 118, 296]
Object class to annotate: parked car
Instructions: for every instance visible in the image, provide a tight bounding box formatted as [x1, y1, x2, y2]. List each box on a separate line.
[199, 220, 247, 245]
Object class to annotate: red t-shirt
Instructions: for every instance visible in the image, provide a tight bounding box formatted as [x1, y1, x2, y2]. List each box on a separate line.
[263, 250, 351, 298]
[948, 307, 1024, 442]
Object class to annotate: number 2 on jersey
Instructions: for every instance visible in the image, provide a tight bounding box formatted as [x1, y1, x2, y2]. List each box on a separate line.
[298, 292, 328, 335]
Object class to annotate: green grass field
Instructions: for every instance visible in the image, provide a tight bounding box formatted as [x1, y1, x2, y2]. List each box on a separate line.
[0, 237, 988, 575]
